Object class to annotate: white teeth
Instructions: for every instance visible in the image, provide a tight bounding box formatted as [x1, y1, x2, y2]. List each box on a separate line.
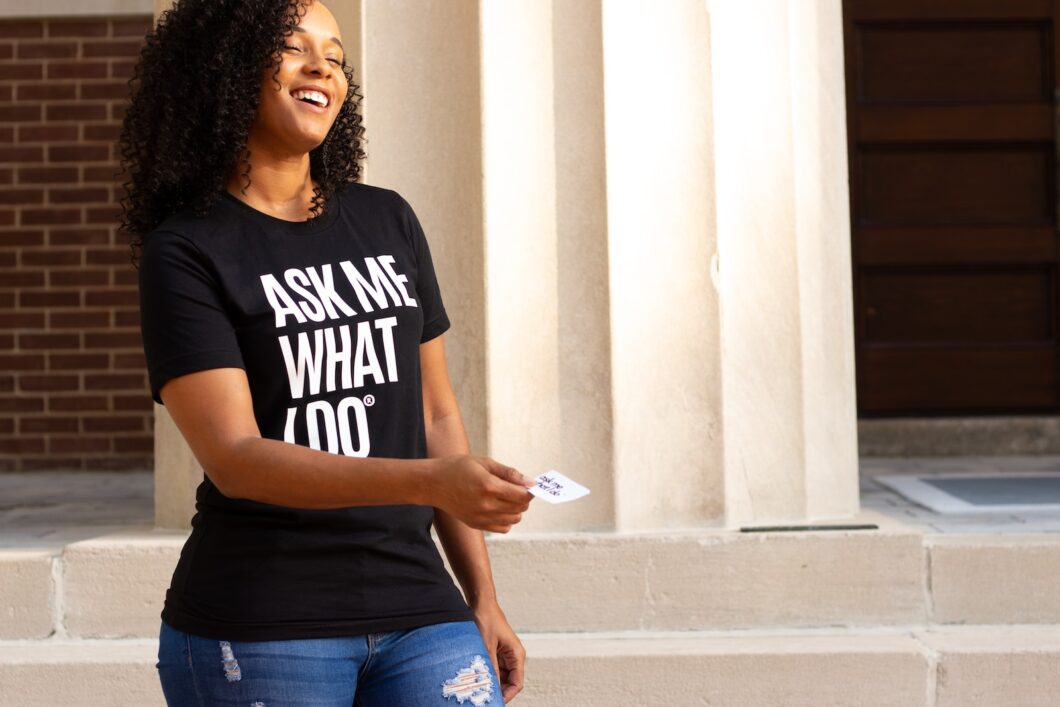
[292, 89, 328, 108]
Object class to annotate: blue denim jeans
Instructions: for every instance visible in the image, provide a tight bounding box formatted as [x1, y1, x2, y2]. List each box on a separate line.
[156, 618, 506, 706]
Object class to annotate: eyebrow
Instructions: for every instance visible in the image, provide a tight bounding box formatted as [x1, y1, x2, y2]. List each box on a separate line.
[292, 26, 344, 53]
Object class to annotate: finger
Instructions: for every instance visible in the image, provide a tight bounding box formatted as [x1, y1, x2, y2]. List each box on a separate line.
[498, 652, 510, 685]
[497, 641, 525, 699]
[487, 460, 536, 489]
[484, 509, 522, 525]
[484, 489, 529, 509]
[488, 650, 500, 687]
[480, 518, 505, 533]
[492, 480, 535, 505]
[503, 660, 524, 702]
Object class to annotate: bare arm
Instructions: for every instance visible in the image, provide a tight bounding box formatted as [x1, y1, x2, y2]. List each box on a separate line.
[159, 365, 531, 522]
[160, 366, 436, 508]
[429, 413, 502, 606]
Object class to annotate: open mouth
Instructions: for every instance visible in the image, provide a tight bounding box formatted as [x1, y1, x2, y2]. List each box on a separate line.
[291, 88, 329, 112]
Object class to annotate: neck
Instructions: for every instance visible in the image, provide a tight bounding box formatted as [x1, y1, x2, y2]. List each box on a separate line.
[224, 134, 320, 220]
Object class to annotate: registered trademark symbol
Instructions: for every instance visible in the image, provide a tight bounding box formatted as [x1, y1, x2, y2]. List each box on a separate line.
[363, 394, 376, 407]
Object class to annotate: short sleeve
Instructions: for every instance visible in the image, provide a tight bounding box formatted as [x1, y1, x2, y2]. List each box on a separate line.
[137, 230, 246, 405]
[399, 196, 451, 344]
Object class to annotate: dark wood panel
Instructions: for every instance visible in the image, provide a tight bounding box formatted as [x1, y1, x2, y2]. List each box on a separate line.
[847, 0, 1052, 22]
[857, 23, 1049, 103]
[856, 227, 1056, 265]
[843, 0, 1060, 415]
[859, 145, 1052, 226]
[860, 348, 1057, 412]
[857, 105, 1052, 143]
[863, 267, 1053, 343]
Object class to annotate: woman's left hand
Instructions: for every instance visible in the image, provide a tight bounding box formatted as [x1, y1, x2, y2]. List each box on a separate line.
[473, 600, 526, 703]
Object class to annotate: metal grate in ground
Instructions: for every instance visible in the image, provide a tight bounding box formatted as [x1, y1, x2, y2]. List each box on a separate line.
[861, 456, 1060, 534]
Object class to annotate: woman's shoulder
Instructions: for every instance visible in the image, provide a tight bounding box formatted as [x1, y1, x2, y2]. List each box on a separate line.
[145, 194, 231, 246]
[337, 180, 411, 215]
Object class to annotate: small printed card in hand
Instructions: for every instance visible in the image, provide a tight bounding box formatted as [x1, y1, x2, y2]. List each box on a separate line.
[528, 470, 590, 504]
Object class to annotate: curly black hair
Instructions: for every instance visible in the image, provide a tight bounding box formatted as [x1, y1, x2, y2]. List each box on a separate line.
[117, 0, 367, 269]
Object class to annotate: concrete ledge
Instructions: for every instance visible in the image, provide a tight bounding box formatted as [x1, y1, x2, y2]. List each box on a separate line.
[859, 417, 1060, 456]
[0, 639, 158, 706]
[519, 630, 930, 706]
[5, 524, 1060, 640]
[920, 625, 1060, 707]
[6, 626, 1060, 706]
[50, 521, 929, 637]
[928, 534, 1060, 624]
[62, 529, 186, 639]
[0, 549, 55, 640]
[489, 521, 927, 631]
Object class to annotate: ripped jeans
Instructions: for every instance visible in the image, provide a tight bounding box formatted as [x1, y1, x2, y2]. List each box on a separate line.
[156, 618, 505, 706]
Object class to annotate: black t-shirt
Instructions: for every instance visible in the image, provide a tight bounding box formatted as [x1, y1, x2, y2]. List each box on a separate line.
[137, 182, 474, 640]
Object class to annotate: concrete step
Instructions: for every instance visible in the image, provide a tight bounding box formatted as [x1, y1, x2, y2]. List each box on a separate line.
[3, 514, 1060, 640]
[1, 625, 1059, 706]
[858, 416, 1060, 456]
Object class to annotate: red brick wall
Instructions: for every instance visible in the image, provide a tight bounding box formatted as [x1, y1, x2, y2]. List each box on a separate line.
[0, 16, 154, 472]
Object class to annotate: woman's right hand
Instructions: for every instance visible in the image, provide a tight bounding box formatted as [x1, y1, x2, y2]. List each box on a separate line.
[427, 454, 535, 532]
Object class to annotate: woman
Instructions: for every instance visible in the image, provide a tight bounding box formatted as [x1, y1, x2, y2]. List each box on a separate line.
[120, 0, 533, 704]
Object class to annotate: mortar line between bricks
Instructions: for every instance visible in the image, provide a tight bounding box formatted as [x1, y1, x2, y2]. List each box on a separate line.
[52, 550, 68, 639]
[908, 630, 940, 707]
[925, 539, 936, 622]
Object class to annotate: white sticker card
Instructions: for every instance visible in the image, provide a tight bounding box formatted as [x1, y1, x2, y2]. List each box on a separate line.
[528, 470, 590, 504]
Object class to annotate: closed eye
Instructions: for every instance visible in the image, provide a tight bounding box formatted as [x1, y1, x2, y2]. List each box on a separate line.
[284, 45, 343, 67]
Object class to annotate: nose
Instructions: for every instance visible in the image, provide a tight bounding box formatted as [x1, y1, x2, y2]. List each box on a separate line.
[301, 48, 333, 78]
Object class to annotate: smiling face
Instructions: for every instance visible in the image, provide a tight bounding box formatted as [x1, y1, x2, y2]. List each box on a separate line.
[250, 0, 349, 156]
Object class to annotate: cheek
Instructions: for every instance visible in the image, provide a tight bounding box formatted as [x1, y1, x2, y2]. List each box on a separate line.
[261, 65, 296, 111]
[257, 90, 289, 128]
[335, 85, 350, 108]
[271, 79, 301, 111]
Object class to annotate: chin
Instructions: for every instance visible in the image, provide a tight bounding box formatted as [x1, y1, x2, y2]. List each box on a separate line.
[283, 131, 329, 155]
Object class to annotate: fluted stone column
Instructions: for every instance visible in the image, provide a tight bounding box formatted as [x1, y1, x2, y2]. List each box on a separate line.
[597, 0, 724, 531]
[552, 1, 615, 530]
[709, 0, 859, 525]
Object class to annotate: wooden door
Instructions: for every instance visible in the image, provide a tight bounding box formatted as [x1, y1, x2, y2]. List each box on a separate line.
[843, 0, 1060, 414]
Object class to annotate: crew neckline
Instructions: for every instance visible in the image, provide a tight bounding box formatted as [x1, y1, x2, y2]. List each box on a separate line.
[220, 187, 342, 235]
